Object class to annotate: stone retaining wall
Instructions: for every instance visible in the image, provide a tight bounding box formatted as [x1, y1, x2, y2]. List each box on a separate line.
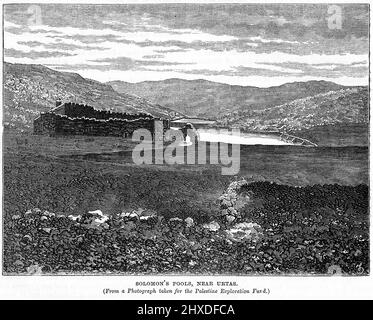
[34, 112, 169, 138]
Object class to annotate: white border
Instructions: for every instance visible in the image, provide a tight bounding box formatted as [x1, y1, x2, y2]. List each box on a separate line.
[0, 0, 372, 300]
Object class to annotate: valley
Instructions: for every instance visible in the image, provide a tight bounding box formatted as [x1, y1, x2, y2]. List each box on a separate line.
[2, 62, 369, 275]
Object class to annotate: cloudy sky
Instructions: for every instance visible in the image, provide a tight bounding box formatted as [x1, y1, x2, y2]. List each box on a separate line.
[3, 3, 369, 87]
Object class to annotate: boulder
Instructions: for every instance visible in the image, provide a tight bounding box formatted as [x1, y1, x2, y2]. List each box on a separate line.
[184, 217, 194, 228]
[202, 221, 220, 232]
[225, 222, 263, 242]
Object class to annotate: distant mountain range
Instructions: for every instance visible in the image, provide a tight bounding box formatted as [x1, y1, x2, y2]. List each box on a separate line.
[3, 62, 180, 131]
[107, 78, 347, 119]
[3, 62, 369, 146]
[108, 78, 369, 146]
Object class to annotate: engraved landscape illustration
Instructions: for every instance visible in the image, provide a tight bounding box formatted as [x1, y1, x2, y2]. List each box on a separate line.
[2, 4, 369, 275]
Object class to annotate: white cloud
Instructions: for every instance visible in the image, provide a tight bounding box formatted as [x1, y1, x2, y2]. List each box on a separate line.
[248, 36, 301, 44]
[7, 20, 236, 43]
[3, 20, 369, 87]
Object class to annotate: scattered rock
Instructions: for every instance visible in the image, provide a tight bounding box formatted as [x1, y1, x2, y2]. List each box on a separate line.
[225, 222, 263, 242]
[26, 264, 43, 275]
[139, 210, 157, 221]
[88, 210, 109, 224]
[226, 215, 235, 223]
[189, 260, 197, 267]
[327, 265, 343, 276]
[219, 179, 251, 224]
[43, 210, 55, 217]
[68, 214, 81, 221]
[202, 221, 220, 232]
[14, 260, 24, 268]
[23, 234, 32, 242]
[185, 217, 194, 228]
[120, 211, 139, 220]
[4, 180, 369, 275]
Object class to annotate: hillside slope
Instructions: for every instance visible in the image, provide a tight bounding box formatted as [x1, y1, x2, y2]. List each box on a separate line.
[216, 87, 369, 146]
[217, 87, 368, 130]
[108, 78, 346, 119]
[3, 62, 179, 131]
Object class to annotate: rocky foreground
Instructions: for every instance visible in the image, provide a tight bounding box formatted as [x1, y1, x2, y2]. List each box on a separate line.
[3, 180, 369, 275]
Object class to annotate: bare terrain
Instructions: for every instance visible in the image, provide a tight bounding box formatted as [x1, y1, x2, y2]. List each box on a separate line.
[2, 133, 369, 275]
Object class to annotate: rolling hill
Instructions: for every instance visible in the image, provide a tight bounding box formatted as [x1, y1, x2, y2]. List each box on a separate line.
[216, 87, 369, 146]
[108, 78, 347, 119]
[3, 62, 180, 132]
[217, 87, 368, 130]
[3, 62, 369, 146]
